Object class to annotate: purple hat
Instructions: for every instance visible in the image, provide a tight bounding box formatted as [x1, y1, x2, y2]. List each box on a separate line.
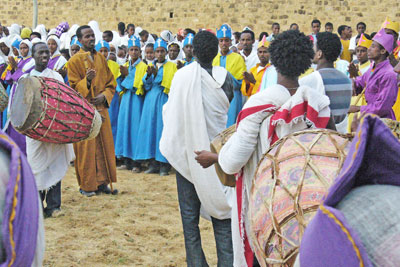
[55, 22, 69, 38]
[372, 28, 394, 53]
[299, 115, 400, 267]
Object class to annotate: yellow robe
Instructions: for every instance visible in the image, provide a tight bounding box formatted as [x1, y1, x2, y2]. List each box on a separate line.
[340, 39, 351, 63]
[212, 52, 246, 81]
[240, 63, 268, 96]
[67, 49, 117, 191]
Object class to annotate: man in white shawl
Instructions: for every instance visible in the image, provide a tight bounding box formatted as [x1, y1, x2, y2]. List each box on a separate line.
[21, 42, 75, 218]
[160, 31, 236, 266]
[195, 30, 334, 267]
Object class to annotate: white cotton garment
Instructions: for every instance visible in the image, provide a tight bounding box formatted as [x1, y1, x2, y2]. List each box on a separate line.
[160, 62, 234, 220]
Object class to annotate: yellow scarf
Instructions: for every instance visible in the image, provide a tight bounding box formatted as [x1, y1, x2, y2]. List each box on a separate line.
[212, 52, 246, 81]
[107, 60, 121, 80]
[160, 61, 177, 94]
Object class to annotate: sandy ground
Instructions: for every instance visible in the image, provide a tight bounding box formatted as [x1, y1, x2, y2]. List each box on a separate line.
[43, 167, 217, 266]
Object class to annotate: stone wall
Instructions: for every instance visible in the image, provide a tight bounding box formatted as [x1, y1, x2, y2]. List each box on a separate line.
[1, 0, 399, 36]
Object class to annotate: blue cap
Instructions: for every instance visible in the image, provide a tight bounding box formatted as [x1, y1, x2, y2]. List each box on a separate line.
[216, 24, 232, 39]
[128, 36, 141, 48]
[183, 33, 194, 47]
[12, 38, 22, 49]
[95, 40, 110, 52]
[154, 38, 168, 50]
[70, 36, 82, 47]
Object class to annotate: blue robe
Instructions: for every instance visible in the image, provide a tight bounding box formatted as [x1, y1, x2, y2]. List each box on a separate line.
[219, 54, 243, 127]
[115, 59, 145, 160]
[135, 64, 169, 163]
[108, 84, 120, 148]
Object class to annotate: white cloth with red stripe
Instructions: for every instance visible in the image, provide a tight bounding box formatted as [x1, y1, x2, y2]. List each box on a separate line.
[218, 84, 330, 267]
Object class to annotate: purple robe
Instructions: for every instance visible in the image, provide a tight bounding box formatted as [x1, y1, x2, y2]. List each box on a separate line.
[0, 130, 39, 266]
[47, 55, 60, 70]
[300, 115, 400, 267]
[3, 57, 35, 156]
[354, 59, 398, 119]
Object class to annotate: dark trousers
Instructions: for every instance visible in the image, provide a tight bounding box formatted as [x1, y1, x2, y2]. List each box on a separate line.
[40, 181, 61, 212]
[176, 172, 233, 267]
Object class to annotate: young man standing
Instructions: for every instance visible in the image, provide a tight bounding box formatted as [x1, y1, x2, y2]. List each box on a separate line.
[266, 22, 280, 41]
[68, 25, 117, 196]
[160, 31, 234, 266]
[349, 22, 367, 57]
[325, 22, 334, 32]
[213, 24, 246, 127]
[181, 33, 195, 66]
[338, 25, 352, 62]
[239, 30, 259, 71]
[311, 19, 321, 42]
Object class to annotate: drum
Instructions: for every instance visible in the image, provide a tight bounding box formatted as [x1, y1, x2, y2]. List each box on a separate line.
[210, 124, 236, 187]
[0, 82, 8, 112]
[10, 76, 102, 144]
[248, 129, 353, 266]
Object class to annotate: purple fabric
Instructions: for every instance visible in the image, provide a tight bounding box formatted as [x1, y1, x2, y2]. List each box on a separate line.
[55, 22, 69, 38]
[5, 58, 35, 85]
[5, 126, 26, 156]
[0, 130, 38, 267]
[373, 28, 394, 53]
[300, 115, 400, 266]
[354, 59, 398, 119]
[47, 55, 60, 70]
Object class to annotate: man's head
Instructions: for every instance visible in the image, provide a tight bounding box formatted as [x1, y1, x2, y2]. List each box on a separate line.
[313, 32, 342, 65]
[257, 46, 270, 66]
[311, 19, 321, 35]
[233, 32, 241, 43]
[259, 32, 269, 41]
[268, 30, 314, 79]
[102, 31, 113, 42]
[128, 45, 141, 61]
[325, 22, 333, 33]
[32, 42, 50, 71]
[118, 22, 125, 36]
[193, 31, 219, 65]
[368, 41, 389, 61]
[272, 23, 280, 35]
[30, 32, 41, 41]
[183, 33, 194, 59]
[127, 24, 135, 37]
[145, 43, 155, 61]
[240, 30, 255, 52]
[154, 38, 168, 62]
[355, 33, 371, 64]
[183, 28, 196, 38]
[168, 43, 180, 60]
[77, 25, 95, 51]
[356, 22, 366, 34]
[139, 30, 149, 43]
[338, 25, 350, 39]
[290, 23, 299, 31]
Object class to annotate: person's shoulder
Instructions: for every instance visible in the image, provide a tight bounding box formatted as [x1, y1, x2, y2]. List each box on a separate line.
[230, 52, 245, 61]
[107, 60, 119, 68]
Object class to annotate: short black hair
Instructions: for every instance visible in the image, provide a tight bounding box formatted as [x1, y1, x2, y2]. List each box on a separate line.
[259, 32, 269, 41]
[139, 30, 149, 37]
[337, 25, 347, 36]
[241, 30, 255, 41]
[30, 32, 41, 39]
[325, 22, 333, 28]
[268, 30, 314, 79]
[32, 42, 47, 56]
[184, 28, 196, 35]
[233, 32, 241, 39]
[76, 25, 91, 39]
[370, 32, 377, 39]
[290, 23, 298, 28]
[118, 22, 125, 33]
[127, 24, 135, 30]
[311, 19, 321, 26]
[272, 22, 280, 28]
[193, 31, 218, 64]
[145, 43, 154, 50]
[316, 32, 342, 62]
[356, 22, 366, 29]
[103, 30, 113, 38]
[60, 48, 70, 60]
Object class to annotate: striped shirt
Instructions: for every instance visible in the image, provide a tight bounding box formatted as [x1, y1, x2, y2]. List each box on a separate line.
[318, 68, 352, 124]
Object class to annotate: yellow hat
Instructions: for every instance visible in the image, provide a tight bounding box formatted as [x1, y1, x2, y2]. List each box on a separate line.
[257, 35, 270, 49]
[381, 18, 400, 33]
[357, 33, 372, 49]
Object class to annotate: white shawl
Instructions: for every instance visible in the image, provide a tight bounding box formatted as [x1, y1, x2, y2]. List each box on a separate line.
[160, 62, 234, 220]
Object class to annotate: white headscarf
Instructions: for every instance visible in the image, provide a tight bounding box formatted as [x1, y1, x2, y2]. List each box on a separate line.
[34, 24, 47, 41]
[88, 21, 102, 43]
[8, 24, 21, 39]
[47, 35, 61, 57]
[63, 24, 79, 50]
[0, 37, 12, 64]
[20, 39, 33, 58]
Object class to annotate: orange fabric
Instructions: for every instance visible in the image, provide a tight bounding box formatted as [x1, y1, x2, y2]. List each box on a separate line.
[68, 49, 117, 191]
[241, 64, 268, 96]
[340, 39, 352, 63]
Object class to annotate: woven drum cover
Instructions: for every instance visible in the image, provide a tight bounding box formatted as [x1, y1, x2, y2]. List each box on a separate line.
[249, 129, 352, 266]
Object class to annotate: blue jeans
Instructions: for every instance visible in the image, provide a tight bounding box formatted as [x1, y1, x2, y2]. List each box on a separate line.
[176, 172, 233, 267]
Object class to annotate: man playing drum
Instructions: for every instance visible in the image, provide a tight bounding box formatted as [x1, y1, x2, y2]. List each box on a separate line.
[67, 25, 117, 197]
[23, 42, 75, 217]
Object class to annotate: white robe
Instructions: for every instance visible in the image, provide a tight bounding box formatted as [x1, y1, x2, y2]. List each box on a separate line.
[160, 62, 234, 220]
[23, 68, 75, 191]
[240, 49, 260, 71]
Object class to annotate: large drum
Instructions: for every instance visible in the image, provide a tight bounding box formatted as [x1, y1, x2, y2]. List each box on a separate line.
[210, 124, 236, 187]
[248, 129, 353, 266]
[10, 76, 101, 144]
[0, 82, 8, 112]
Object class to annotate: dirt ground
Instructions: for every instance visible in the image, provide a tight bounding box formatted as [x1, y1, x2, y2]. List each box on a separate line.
[43, 167, 217, 266]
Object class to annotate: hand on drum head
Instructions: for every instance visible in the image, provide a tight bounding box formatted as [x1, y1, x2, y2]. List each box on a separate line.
[90, 93, 106, 106]
[86, 68, 96, 82]
[194, 150, 218, 169]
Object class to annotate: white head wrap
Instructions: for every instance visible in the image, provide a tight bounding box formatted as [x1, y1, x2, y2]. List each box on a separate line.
[20, 39, 33, 57]
[33, 24, 47, 41]
[47, 35, 61, 57]
[88, 21, 102, 43]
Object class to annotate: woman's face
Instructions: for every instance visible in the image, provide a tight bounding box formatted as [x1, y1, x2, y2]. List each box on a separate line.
[12, 47, 19, 56]
[0, 43, 10, 55]
[47, 39, 58, 55]
[19, 43, 29, 57]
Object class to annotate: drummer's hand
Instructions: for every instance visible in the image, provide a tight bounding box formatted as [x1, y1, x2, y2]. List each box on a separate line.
[91, 94, 106, 105]
[120, 65, 129, 77]
[58, 68, 67, 78]
[8, 56, 17, 70]
[348, 63, 359, 78]
[194, 150, 218, 168]
[86, 68, 96, 82]
[243, 71, 256, 84]
[348, 105, 361, 114]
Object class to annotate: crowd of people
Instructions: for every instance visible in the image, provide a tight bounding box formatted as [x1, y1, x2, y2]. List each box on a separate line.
[0, 16, 399, 266]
